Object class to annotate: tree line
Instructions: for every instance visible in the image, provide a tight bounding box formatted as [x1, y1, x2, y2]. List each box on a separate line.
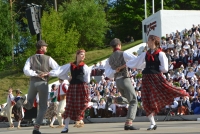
[0, 0, 200, 71]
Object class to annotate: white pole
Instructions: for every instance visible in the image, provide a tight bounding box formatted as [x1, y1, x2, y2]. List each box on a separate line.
[152, 0, 155, 14]
[54, 0, 57, 11]
[161, 0, 163, 10]
[144, 0, 147, 18]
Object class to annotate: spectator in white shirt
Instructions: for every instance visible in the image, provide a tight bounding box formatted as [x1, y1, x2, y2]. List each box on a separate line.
[167, 40, 175, 49]
[98, 61, 105, 76]
[0, 88, 15, 129]
[183, 42, 190, 51]
[97, 99, 106, 117]
[165, 98, 179, 111]
[161, 40, 167, 50]
[98, 76, 106, 86]
[186, 36, 194, 46]
[186, 67, 195, 80]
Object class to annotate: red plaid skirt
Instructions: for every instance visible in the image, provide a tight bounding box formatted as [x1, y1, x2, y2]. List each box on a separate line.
[142, 73, 189, 116]
[63, 83, 89, 121]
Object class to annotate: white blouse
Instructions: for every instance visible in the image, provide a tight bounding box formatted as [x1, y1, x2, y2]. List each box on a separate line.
[49, 63, 91, 83]
[126, 51, 168, 73]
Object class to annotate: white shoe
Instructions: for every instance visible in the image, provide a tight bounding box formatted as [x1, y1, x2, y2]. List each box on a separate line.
[7, 125, 14, 130]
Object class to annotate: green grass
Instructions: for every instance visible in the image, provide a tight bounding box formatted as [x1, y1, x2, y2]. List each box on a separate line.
[0, 40, 142, 104]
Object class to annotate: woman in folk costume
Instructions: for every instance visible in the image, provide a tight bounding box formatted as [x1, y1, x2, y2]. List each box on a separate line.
[118, 35, 189, 130]
[45, 84, 58, 128]
[49, 49, 90, 133]
[12, 89, 25, 129]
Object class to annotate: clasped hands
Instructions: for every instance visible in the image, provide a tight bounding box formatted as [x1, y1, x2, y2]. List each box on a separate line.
[37, 72, 49, 80]
[116, 64, 126, 73]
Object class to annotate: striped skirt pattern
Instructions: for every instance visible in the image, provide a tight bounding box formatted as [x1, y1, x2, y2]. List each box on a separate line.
[63, 83, 89, 121]
[142, 73, 189, 116]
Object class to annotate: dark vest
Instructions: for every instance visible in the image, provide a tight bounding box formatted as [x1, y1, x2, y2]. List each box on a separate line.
[30, 54, 50, 81]
[142, 52, 160, 74]
[70, 64, 85, 84]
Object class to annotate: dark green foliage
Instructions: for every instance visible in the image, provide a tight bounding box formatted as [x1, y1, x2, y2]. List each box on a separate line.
[60, 0, 109, 50]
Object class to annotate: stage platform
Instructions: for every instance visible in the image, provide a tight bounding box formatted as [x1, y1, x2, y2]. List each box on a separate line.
[0, 121, 200, 134]
[0, 115, 200, 128]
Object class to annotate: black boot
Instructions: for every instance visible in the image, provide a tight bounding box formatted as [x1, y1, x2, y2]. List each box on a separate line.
[124, 125, 140, 130]
[147, 125, 157, 130]
[32, 130, 41, 134]
[61, 128, 68, 133]
[124, 119, 140, 130]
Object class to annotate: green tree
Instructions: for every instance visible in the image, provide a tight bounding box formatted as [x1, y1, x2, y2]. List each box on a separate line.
[108, 0, 145, 41]
[0, 1, 20, 70]
[41, 8, 80, 65]
[60, 0, 109, 50]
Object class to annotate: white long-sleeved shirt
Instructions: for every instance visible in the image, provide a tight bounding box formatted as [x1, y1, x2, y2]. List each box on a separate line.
[104, 51, 137, 79]
[23, 54, 59, 76]
[126, 51, 168, 73]
[49, 63, 91, 83]
[7, 93, 14, 104]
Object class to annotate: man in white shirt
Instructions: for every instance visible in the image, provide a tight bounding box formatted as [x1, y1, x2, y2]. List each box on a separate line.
[105, 38, 139, 130]
[23, 40, 59, 134]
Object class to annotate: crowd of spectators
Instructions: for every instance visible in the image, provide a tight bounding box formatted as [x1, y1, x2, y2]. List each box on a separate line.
[87, 24, 200, 118]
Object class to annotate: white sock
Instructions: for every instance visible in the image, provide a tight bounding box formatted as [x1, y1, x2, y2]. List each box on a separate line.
[18, 120, 21, 127]
[50, 116, 56, 126]
[148, 113, 156, 126]
[80, 120, 83, 123]
[61, 118, 64, 125]
[62, 117, 70, 131]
